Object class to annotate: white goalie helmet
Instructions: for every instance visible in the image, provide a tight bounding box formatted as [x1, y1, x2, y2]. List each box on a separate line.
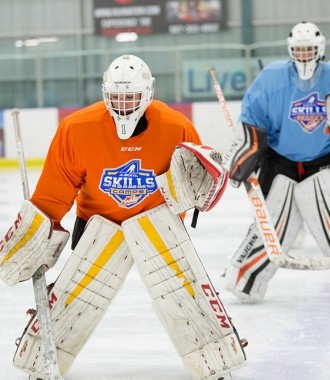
[102, 54, 155, 139]
[287, 21, 325, 80]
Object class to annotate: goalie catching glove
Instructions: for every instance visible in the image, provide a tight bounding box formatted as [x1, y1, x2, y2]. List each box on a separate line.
[224, 122, 268, 187]
[156, 142, 229, 214]
[0, 200, 70, 286]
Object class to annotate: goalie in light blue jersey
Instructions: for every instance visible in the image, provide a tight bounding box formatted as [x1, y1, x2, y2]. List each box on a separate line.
[224, 21, 330, 303]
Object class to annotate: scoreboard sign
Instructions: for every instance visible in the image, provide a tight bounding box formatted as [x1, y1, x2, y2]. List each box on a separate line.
[93, 0, 227, 36]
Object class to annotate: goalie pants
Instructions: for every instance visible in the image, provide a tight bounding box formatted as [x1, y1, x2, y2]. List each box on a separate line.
[71, 215, 88, 250]
[258, 148, 330, 196]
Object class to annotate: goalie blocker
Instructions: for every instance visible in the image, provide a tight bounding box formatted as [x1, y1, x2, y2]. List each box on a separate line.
[14, 205, 247, 380]
[0, 200, 69, 286]
[223, 122, 268, 186]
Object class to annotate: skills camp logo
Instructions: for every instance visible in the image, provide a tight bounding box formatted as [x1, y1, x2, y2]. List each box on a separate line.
[289, 93, 326, 133]
[99, 159, 158, 208]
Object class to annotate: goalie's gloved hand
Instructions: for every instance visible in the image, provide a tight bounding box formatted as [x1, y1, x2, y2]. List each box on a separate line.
[224, 122, 268, 187]
[156, 142, 228, 214]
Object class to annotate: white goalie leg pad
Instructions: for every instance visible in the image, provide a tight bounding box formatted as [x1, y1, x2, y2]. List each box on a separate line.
[225, 222, 271, 303]
[226, 174, 303, 302]
[13, 215, 133, 379]
[122, 204, 246, 380]
[156, 142, 228, 214]
[294, 169, 330, 256]
[264, 174, 303, 251]
[0, 200, 69, 286]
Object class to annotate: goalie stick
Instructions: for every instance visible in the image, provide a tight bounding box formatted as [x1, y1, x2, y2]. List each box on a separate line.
[208, 67, 330, 270]
[11, 108, 64, 380]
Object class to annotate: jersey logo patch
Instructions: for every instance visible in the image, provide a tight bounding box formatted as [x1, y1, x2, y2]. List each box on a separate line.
[99, 160, 158, 208]
[289, 93, 326, 133]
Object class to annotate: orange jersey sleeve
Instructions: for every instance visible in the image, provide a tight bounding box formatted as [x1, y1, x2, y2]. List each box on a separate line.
[31, 100, 202, 225]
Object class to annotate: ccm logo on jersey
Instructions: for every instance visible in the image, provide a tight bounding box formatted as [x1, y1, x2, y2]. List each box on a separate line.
[121, 147, 142, 151]
[0, 212, 22, 253]
[201, 283, 231, 329]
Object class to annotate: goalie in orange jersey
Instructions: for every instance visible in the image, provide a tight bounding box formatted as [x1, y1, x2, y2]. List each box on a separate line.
[0, 54, 247, 380]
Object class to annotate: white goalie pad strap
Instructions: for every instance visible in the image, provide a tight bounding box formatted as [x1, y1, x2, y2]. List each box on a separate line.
[13, 215, 133, 379]
[122, 204, 246, 380]
[156, 142, 229, 214]
[226, 175, 303, 302]
[294, 169, 330, 256]
[0, 200, 69, 286]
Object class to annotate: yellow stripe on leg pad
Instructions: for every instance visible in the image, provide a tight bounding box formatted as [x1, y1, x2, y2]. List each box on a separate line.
[138, 215, 195, 297]
[2, 213, 45, 264]
[65, 230, 124, 306]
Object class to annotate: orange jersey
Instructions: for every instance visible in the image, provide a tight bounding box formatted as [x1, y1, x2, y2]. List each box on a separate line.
[31, 100, 202, 225]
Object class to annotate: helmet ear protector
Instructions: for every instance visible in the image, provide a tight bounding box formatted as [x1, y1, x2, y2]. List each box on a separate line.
[287, 21, 325, 80]
[102, 55, 155, 140]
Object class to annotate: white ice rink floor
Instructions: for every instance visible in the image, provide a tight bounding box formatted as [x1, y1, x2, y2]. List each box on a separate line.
[1, 168, 330, 380]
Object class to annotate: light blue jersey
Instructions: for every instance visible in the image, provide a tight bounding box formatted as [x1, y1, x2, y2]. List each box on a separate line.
[240, 60, 330, 161]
